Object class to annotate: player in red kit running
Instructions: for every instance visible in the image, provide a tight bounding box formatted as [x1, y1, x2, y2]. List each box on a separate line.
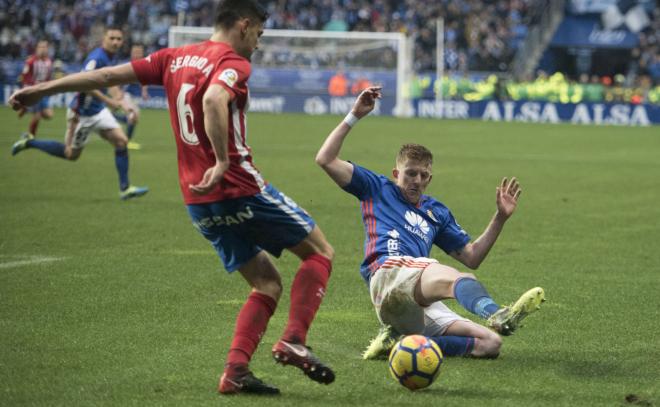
[9, 0, 334, 396]
[18, 39, 54, 138]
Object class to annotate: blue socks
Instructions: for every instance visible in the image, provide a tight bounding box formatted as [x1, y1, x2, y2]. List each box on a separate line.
[114, 113, 128, 124]
[127, 123, 135, 139]
[430, 336, 475, 357]
[115, 148, 129, 191]
[453, 278, 500, 319]
[27, 139, 66, 158]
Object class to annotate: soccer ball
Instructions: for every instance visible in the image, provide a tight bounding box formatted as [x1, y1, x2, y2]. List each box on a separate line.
[388, 335, 443, 390]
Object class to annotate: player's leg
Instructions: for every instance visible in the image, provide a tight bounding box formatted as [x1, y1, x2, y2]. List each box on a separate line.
[438, 320, 502, 358]
[274, 226, 335, 384]
[415, 263, 545, 335]
[219, 251, 282, 395]
[281, 226, 334, 345]
[186, 202, 281, 395]
[124, 94, 141, 150]
[28, 111, 42, 138]
[27, 99, 53, 137]
[12, 109, 79, 159]
[362, 258, 431, 360]
[238, 183, 335, 384]
[423, 301, 501, 358]
[98, 109, 148, 199]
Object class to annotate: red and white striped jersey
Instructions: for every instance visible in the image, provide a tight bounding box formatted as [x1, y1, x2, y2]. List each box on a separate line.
[22, 55, 52, 86]
[131, 40, 265, 204]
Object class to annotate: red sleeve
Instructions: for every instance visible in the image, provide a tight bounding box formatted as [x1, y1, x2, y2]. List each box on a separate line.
[130, 48, 170, 86]
[208, 56, 251, 98]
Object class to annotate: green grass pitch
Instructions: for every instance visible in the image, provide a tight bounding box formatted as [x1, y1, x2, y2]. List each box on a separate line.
[1, 107, 659, 406]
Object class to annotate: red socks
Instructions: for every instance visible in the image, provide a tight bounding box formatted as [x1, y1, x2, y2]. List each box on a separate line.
[29, 117, 40, 136]
[225, 291, 277, 371]
[282, 254, 332, 345]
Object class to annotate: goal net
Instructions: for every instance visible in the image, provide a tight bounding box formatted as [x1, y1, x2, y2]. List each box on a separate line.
[168, 27, 414, 116]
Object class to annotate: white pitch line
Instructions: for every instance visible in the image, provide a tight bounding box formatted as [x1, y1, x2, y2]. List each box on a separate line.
[0, 256, 66, 270]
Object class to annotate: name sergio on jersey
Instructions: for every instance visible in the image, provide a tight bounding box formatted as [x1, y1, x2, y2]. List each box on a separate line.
[193, 206, 254, 230]
[170, 55, 214, 77]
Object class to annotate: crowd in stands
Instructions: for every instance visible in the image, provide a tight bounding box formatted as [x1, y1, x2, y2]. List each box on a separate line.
[0, 0, 658, 104]
[0, 0, 562, 73]
[412, 71, 660, 104]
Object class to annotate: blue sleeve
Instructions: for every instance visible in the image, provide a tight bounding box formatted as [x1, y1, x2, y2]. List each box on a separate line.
[434, 210, 471, 254]
[81, 49, 108, 72]
[342, 163, 384, 201]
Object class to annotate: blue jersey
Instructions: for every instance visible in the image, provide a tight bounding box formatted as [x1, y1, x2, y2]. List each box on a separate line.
[344, 163, 471, 284]
[124, 82, 143, 97]
[70, 47, 118, 116]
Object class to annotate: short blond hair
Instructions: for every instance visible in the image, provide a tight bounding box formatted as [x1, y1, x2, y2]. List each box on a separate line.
[396, 143, 433, 166]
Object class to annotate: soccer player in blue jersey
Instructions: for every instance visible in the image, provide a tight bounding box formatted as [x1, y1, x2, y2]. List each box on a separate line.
[11, 27, 148, 201]
[316, 86, 545, 360]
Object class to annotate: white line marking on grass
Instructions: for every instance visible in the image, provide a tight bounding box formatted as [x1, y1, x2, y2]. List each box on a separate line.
[0, 256, 66, 269]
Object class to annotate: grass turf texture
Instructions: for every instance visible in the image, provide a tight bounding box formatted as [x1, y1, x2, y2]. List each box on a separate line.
[1, 107, 658, 406]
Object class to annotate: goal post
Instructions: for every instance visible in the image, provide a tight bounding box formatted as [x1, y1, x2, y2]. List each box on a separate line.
[168, 26, 414, 117]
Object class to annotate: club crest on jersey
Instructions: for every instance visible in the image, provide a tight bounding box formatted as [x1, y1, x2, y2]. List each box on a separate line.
[404, 211, 430, 243]
[84, 59, 97, 71]
[218, 69, 239, 87]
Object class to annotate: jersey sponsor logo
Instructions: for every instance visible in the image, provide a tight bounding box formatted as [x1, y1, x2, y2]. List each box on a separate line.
[192, 206, 254, 230]
[386, 229, 400, 256]
[404, 211, 430, 243]
[218, 69, 239, 87]
[169, 55, 214, 77]
[404, 211, 429, 234]
[84, 59, 97, 71]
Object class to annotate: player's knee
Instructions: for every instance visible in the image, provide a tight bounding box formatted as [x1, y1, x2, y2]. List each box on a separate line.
[114, 137, 128, 149]
[475, 332, 502, 358]
[42, 110, 54, 120]
[317, 243, 334, 262]
[257, 279, 283, 301]
[65, 148, 81, 161]
[458, 272, 477, 281]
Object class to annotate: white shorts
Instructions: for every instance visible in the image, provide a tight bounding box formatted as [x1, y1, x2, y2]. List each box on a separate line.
[369, 256, 469, 336]
[67, 108, 120, 149]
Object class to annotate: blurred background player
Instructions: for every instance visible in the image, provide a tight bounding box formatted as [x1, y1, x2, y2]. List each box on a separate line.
[17, 39, 54, 139]
[10, 27, 148, 201]
[114, 43, 150, 150]
[9, 0, 335, 395]
[316, 87, 545, 360]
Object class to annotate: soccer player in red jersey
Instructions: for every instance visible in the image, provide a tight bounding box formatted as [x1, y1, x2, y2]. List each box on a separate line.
[18, 39, 54, 138]
[9, 0, 334, 395]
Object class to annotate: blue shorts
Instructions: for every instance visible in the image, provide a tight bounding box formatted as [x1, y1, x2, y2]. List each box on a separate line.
[27, 96, 50, 113]
[187, 183, 316, 272]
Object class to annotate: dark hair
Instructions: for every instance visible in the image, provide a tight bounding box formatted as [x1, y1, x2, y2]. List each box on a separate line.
[104, 25, 123, 33]
[215, 0, 268, 30]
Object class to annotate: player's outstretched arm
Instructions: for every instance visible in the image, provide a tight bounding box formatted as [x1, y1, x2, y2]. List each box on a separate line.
[8, 63, 138, 111]
[189, 84, 231, 196]
[450, 177, 522, 269]
[316, 86, 382, 187]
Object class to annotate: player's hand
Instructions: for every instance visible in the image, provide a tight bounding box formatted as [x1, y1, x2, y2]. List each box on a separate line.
[496, 177, 521, 219]
[7, 87, 41, 111]
[352, 86, 382, 119]
[189, 162, 229, 195]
